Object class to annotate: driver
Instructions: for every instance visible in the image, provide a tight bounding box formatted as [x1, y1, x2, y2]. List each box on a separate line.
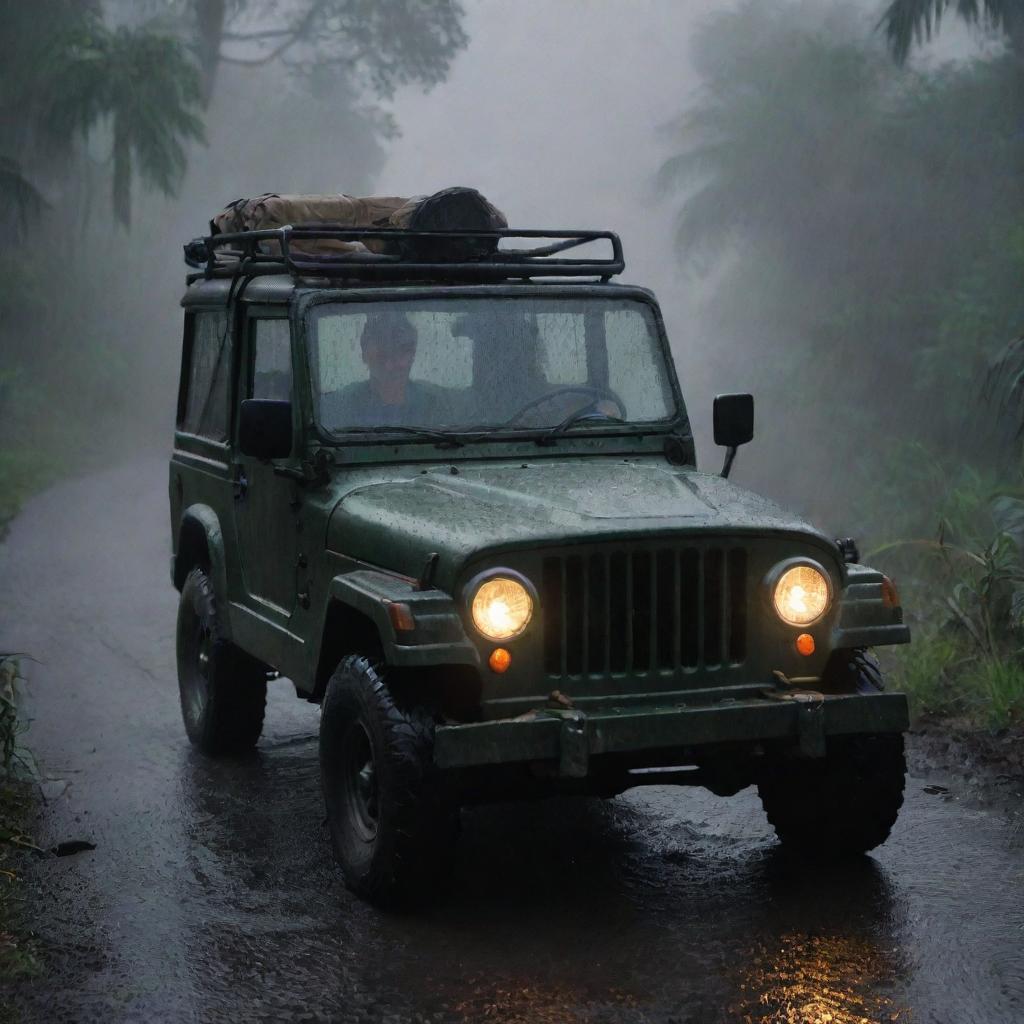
[326, 315, 437, 428]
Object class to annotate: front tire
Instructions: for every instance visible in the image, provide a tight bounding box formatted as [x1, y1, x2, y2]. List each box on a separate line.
[176, 567, 267, 755]
[758, 732, 906, 858]
[319, 656, 457, 905]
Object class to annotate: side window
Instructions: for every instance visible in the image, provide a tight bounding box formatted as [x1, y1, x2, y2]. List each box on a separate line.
[251, 319, 292, 401]
[180, 310, 231, 441]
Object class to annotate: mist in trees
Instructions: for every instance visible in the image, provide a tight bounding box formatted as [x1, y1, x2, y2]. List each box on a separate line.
[4, 0, 1022, 617]
[0, 0, 468, 526]
[879, 0, 1024, 62]
[661, 0, 1022, 538]
[659, 0, 1024, 717]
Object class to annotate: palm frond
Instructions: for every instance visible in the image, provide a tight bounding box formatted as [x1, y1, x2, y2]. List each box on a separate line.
[42, 20, 204, 227]
[105, 28, 205, 224]
[879, 0, 1018, 63]
[0, 157, 47, 237]
[984, 333, 1024, 438]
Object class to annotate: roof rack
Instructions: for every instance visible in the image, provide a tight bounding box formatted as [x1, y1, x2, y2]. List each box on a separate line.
[183, 226, 624, 284]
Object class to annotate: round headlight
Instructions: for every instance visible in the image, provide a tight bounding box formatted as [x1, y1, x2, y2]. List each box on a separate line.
[471, 576, 533, 640]
[773, 564, 830, 626]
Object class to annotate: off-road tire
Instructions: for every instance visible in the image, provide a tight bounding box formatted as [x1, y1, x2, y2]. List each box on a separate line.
[176, 567, 267, 755]
[758, 732, 906, 858]
[319, 655, 457, 905]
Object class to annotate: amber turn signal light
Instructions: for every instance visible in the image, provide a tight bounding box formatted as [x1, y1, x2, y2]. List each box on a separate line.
[488, 648, 512, 673]
[796, 633, 815, 656]
[881, 576, 900, 609]
[386, 601, 415, 632]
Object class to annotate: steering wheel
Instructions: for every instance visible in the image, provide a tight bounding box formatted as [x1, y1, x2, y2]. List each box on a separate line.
[500, 385, 625, 428]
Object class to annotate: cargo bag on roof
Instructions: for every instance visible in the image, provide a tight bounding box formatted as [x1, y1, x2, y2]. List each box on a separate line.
[209, 187, 507, 262]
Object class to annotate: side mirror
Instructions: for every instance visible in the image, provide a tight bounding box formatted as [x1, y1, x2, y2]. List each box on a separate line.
[713, 393, 753, 478]
[239, 399, 292, 460]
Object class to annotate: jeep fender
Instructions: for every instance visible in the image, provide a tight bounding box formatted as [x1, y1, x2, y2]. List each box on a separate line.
[328, 570, 480, 669]
[830, 563, 910, 649]
[174, 505, 230, 628]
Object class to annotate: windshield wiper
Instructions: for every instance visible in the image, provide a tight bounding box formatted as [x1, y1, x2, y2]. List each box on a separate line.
[535, 408, 624, 446]
[353, 425, 468, 449]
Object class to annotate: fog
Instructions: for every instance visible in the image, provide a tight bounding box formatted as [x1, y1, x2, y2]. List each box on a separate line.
[7, 7, 1024, 1018]
[152, 1, 717, 447]
[375, 0, 714, 446]
[1, 0, 1009, 544]
[106, 0, 767, 473]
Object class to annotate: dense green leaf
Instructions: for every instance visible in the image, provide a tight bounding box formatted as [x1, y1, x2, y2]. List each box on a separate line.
[878, 0, 1024, 63]
[43, 22, 205, 226]
[0, 157, 47, 237]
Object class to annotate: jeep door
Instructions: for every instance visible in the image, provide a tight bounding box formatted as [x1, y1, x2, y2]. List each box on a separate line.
[232, 309, 301, 619]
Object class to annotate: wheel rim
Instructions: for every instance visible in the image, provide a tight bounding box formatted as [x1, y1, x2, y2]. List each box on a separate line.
[180, 604, 211, 731]
[341, 721, 379, 842]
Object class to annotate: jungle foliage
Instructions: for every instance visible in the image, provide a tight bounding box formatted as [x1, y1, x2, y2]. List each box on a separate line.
[879, 0, 1024, 62]
[0, 655, 39, 990]
[0, 0, 468, 534]
[0, 0, 467, 973]
[663, 1, 1024, 727]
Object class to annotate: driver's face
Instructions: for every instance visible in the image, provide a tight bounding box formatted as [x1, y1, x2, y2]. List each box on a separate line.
[361, 332, 416, 403]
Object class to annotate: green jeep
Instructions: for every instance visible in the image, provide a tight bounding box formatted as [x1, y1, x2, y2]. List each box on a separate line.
[169, 224, 910, 904]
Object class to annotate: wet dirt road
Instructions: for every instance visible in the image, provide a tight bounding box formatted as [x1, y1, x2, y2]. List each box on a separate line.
[2, 459, 1023, 1024]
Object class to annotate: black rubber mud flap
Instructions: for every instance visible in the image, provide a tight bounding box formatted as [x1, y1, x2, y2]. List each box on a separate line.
[795, 694, 826, 758]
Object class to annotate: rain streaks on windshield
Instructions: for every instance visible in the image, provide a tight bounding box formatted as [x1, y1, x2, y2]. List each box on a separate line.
[309, 296, 677, 437]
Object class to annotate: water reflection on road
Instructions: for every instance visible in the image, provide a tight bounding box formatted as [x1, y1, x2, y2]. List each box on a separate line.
[3, 460, 1022, 1023]
[167, 720, 917, 1023]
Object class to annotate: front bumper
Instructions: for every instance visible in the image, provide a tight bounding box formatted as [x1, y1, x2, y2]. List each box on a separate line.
[434, 691, 909, 778]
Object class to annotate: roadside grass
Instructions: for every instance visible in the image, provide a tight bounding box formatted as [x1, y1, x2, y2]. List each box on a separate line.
[0, 782, 40, 990]
[885, 631, 1024, 730]
[0, 655, 41, 1003]
[966, 657, 1024, 728]
[0, 449, 66, 539]
[884, 632, 964, 719]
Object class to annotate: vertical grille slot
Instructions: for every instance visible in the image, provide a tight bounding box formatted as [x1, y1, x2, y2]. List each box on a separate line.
[728, 548, 747, 664]
[564, 555, 585, 675]
[655, 549, 676, 669]
[631, 551, 652, 672]
[680, 548, 700, 667]
[542, 543, 749, 678]
[587, 552, 608, 675]
[608, 552, 628, 672]
[542, 557, 564, 675]
[703, 548, 724, 666]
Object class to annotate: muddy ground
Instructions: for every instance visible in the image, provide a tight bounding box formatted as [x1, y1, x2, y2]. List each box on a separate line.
[2, 460, 1022, 1024]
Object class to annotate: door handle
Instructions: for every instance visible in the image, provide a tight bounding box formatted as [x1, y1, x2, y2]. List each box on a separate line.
[233, 471, 248, 501]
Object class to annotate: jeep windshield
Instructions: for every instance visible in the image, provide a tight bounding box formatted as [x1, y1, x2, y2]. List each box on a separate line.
[308, 296, 678, 440]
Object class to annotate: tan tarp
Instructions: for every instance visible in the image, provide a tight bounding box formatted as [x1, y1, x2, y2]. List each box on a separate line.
[211, 193, 416, 257]
[210, 189, 507, 261]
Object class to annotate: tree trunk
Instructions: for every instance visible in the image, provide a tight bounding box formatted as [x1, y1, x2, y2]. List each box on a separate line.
[1006, 11, 1024, 64]
[112, 117, 131, 227]
[193, 0, 226, 107]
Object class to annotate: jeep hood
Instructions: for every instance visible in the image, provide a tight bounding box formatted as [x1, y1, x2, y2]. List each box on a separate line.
[327, 459, 832, 587]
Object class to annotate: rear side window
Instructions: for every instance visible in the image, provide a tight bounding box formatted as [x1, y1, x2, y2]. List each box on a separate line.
[180, 311, 231, 440]
[251, 319, 292, 401]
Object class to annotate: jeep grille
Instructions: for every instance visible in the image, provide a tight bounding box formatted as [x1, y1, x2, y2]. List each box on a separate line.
[541, 546, 748, 677]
